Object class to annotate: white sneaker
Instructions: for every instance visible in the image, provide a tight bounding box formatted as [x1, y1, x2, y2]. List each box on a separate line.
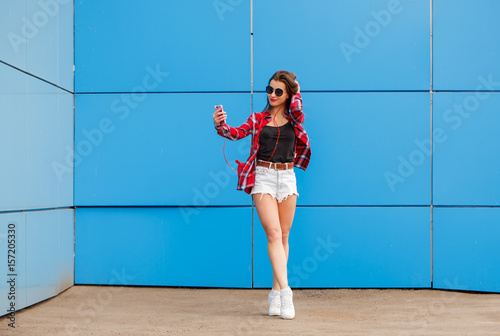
[280, 287, 295, 319]
[268, 289, 281, 316]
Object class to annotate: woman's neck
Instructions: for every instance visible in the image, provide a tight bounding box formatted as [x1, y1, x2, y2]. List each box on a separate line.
[269, 103, 285, 117]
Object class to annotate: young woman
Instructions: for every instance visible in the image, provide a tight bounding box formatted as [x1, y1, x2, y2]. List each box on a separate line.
[212, 70, 311, 319]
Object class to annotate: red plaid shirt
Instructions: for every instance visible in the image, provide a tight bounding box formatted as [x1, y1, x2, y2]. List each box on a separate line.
[215, 93, 311, 194]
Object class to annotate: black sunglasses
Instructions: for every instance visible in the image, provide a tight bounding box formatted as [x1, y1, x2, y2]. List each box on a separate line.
[266, 86, 284, 97]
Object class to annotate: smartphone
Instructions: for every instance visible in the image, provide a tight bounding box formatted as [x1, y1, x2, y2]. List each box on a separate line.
[214, 105, 223, 111]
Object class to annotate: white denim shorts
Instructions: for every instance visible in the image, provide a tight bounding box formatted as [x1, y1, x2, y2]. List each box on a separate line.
[250, 164, 299, 203]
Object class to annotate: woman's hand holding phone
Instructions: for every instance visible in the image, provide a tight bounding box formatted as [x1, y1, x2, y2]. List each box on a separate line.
[213, 105, 227, 127]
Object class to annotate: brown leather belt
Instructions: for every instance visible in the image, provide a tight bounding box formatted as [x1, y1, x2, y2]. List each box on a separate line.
[257, 161, 294, 170]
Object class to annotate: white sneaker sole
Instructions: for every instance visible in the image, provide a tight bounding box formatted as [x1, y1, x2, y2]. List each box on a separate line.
[280, 313, 295, 320]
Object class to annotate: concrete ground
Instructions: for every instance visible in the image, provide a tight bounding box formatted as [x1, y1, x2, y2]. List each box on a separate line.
[1, 285, 500, 336]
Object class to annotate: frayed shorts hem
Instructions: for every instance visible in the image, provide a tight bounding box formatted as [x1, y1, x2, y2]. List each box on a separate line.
[250, 191, 299, 203]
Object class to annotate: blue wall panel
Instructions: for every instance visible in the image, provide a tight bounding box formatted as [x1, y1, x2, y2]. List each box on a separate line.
[255, 92, 431, 206]
[0, 209, 74, 317]
[75, 207, 251, 287]
[0, 63, 27, 211]
[254, 207, 431, 288]
[433, 0, 500, 91]
[1, 72, 74, 212]
[26, 0, 59, 88]
[254, 0, 430, 91]
[0, 213, 28, 313]
[75, 93, 251, 206]
[57, 0, 74, 92]
[0, 0, 74, 317]
[26, 77, 59, 209]
[433, 93, 500, 206]
[26, 210, 59, 306]
[0, 0, 27, 70]
[434, 208, 500, 292]
[58, 91, 74, 207]
[0, 0, 73, 89]
[75, 0, 250, 93]
[58, 209, 74, 292]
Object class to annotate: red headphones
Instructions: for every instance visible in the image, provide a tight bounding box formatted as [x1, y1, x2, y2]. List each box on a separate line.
[218, 102, 285, 175]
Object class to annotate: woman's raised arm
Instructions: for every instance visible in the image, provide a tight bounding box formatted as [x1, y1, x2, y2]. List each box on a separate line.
[214, 106, 255, 141]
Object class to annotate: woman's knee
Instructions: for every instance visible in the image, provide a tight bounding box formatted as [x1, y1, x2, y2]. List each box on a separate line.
[266, 227, 282, 243]
[281, 232, 290, 245]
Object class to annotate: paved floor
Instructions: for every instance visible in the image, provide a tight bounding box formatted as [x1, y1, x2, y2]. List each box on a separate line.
[1, 285, 500, 335]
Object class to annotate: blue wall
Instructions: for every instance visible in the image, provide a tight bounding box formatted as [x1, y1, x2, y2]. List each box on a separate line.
[0, 0, 74, 316]
[431, 0, 500, 293]
[74, 0, 254, 288]
[434, 208, 500, 292]
[2, 0, 499, 305]
[73, 0, 500, 291]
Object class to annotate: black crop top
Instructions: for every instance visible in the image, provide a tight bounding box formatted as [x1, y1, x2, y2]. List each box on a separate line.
[257, 121, 296, 163]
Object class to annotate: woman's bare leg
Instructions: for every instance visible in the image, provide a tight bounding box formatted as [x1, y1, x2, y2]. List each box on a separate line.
[272, 195, 297, 290]
[253, 193, 289, 290]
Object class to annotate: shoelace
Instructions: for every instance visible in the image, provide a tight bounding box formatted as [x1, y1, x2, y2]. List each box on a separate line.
[281, 292, 292, 306]
[270, 293, 280, 304]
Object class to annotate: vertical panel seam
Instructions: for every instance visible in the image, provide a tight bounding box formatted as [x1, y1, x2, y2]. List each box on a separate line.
[430, 0, 434, 288]
[57, 211, 61, 292]
[24, 213, 28, 306]
[250, 0, 254, 289]
[26, 63, 28, 210]
[73, 0, 76, 207]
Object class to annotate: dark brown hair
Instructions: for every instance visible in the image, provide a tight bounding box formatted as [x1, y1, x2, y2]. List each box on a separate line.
[262, 70, 299, 112]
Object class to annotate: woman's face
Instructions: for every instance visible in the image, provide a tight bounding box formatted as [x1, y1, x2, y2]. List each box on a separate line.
[267, 79, 289, 108]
